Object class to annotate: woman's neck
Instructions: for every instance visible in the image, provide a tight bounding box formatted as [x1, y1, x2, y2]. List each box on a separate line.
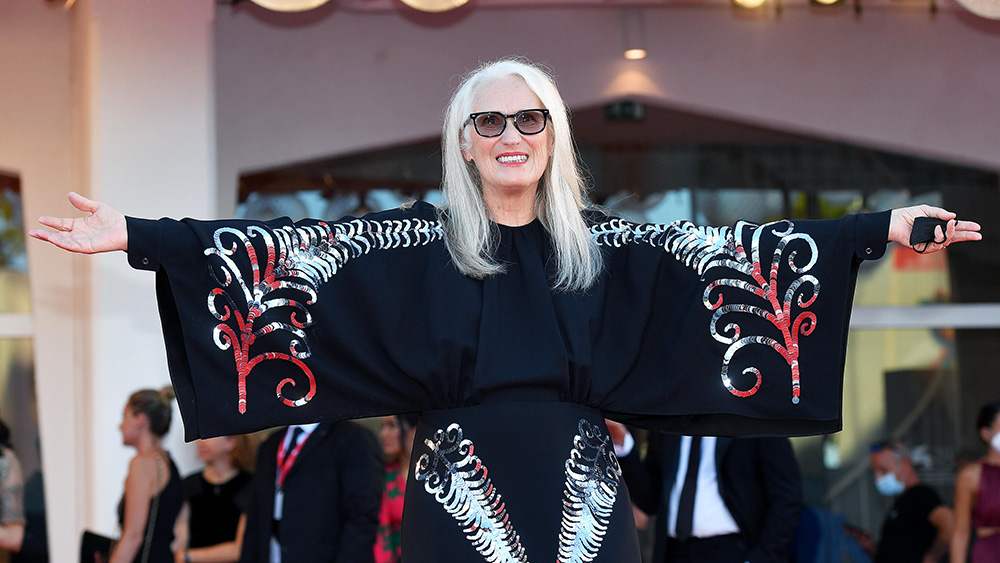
[399, 453, 410, 481]
[483, 185, 537, 226]
[135, 435, 162, 456]
[203, 459, 239, 484]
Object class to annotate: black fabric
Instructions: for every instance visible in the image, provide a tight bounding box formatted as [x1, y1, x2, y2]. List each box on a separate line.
[125, 204, 890, 439]
[909, 217, 949, 252]
[664, 534, 747, 563]
[675, 437, 701, 541]
[403, 402, 641, 563]
[80, 531, 113, 563]
[874, 484, 944, 563]
[240, 421, 382, 563]
[181, 471, 252, 548]
[125, 203, 887, 562]
[621, 435, 802, 563]
[116, 455, 183, 563]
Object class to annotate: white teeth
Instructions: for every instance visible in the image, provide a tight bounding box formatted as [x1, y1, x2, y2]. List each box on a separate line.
[497, 155, 528, 164]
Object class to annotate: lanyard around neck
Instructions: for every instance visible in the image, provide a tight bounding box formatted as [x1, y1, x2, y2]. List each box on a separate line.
[276, 429, 309, 488]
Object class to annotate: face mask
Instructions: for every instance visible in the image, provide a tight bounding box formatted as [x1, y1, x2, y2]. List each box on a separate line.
[876, 472, 906, 496]
[991, 432, 1000, 454]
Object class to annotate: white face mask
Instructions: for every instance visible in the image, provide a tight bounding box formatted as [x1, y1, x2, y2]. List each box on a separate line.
[875, 472, 906, 496]
[990, 431, 1000, 454]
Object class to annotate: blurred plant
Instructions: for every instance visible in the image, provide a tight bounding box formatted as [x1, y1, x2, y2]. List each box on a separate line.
[0, 189, 27, 271]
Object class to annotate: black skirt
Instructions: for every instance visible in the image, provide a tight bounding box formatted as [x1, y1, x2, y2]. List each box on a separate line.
[404, 402, 641, 563]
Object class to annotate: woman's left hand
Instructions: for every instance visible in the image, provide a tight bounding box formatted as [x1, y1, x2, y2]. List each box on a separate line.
[889, 205, 981, 252]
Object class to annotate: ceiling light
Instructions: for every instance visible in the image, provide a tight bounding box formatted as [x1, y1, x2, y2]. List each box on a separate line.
[732, 0, 768, 8]
[954, 0, 1000, 18]
[400, 0, 471, 11]
[621, 9, 647, 61]
[249, 0, 333, 11]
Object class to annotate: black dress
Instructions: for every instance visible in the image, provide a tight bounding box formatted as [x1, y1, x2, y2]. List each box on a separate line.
[125, 202, 888, 562]
[181, 471, 252, 548]
[117, 455, 183, 563]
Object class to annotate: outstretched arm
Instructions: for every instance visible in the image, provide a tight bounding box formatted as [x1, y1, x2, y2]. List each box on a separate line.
[888, 205, 981, 252]
[29, 192, 128, 253]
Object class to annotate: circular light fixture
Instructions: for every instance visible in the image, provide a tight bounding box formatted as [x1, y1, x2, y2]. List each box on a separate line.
[249, 0, 332, 12]
[954, 0, 1000, 18]
[732, 0, 767, 8]
[399, 0, 471, 12]
[624, 49, 647, 60]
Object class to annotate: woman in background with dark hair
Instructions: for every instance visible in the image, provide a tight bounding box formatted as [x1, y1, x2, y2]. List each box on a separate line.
[108, 388, 183, 563]
[952, 400, 1000, 563]
[0, 414, 25, 556]
[172, 435, 257, 563]
[374, 414, 417, 563]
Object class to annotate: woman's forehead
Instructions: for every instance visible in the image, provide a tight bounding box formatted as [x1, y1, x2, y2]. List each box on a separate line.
[472, 75, 543, 113]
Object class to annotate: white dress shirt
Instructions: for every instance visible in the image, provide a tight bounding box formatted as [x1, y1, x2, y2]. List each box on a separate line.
[666, 436, 741, 539]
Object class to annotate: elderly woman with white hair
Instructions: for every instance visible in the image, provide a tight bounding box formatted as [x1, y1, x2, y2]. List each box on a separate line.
[32, 57, 979, 562]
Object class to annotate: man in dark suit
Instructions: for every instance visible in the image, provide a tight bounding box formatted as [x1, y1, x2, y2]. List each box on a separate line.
[615, 426, 802, 563]
[240, 421, 383, 563]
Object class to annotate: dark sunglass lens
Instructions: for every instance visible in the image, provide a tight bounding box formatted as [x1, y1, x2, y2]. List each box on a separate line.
[515, 111, 546, 134]
[474, 113, 504, 136]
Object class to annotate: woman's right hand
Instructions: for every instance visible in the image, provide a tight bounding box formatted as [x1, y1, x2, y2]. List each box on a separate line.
[29, 192, 128, 253]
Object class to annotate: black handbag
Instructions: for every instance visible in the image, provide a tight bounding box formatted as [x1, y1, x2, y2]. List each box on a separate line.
[79, 530, 114, 563]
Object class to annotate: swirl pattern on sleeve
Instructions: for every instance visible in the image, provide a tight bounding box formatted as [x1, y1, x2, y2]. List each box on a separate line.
[592, 218, 820, 404]
[204, 217, 444, 414]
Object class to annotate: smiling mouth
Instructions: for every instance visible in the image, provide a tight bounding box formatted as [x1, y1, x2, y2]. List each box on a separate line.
[497, 154, 528, 164]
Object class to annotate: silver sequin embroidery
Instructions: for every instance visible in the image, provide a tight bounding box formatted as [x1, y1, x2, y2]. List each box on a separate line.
[557, 419, 621, 563]
[592, 218, 820, 403]
[415, 423, 529, 563]
[204, 217, 443, 413]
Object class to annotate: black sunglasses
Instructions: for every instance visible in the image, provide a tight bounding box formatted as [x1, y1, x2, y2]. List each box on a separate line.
[468, 109, 549, 138]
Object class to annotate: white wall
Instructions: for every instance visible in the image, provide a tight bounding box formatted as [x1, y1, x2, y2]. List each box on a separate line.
[86, 0, 215, 535]
[2, 0, 214, 557]
[214, 3, 1000, 214]
[0, 4, 81, 562]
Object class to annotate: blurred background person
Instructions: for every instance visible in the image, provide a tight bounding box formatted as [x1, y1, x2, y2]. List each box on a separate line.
[0, 413, 25, 559]
[174, 435, 257, 563]
[240, 421, 382, 563]
[952, 401, 1000, 563]
[611, 419, 802, 563]
[374, 414, 417, 563]
[109, 388, 183, 563]
[867, 440, 952, 563]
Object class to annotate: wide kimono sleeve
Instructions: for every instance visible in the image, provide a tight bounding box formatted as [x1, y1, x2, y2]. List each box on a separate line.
[125, 202, 474, 440]
[592, 211, 891, 437]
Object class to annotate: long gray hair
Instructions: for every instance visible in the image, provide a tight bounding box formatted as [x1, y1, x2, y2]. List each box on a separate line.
[437, 57, 602, 292]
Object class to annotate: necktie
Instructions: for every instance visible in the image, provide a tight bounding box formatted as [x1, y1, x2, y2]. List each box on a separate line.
[288, 426, 304, 451]
[675, 437, 701, 541]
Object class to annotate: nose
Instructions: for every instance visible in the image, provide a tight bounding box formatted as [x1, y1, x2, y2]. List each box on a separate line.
[499, 120, 522, 144]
